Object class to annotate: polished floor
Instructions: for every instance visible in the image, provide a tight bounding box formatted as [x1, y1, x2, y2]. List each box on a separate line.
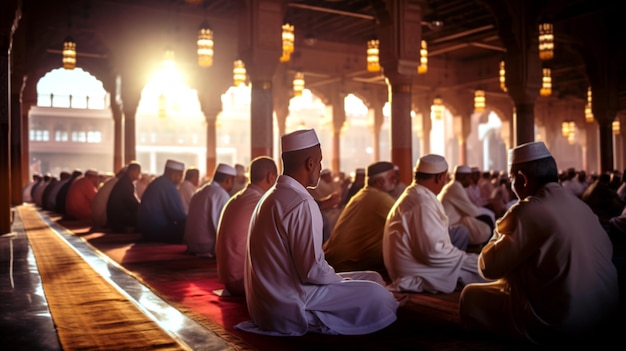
[0, 208, 236, 350]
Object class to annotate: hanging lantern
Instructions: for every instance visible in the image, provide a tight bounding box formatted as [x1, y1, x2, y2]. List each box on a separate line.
[432, 97, 444, 120]
[62, 36, 77, 70]
[197, 22, 214, 68]
[367, 39, 381, 72]
[293, 71, 305, 97]
[162, 49, 175, 68]
[474, 90, 485, 113]
[538, 22, 554, 60]
[613, 120, 621, 135]
[417, 40, 428, 74]
[561, 121, 570, 137]
[280, 23, 295, 62]
[233, 59, 247, 86]
[499, 60, 507, 92]
[568, 128, 576, 145]
[540, 67, 552, 96]
[585, 86, 594, 123]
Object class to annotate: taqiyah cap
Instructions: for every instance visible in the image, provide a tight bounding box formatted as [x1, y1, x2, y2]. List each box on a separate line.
[508, 141, 552, 166]
[355, 168, 365, 175]
[215, 163, 237, 176]
[471, 166, 480, 172]
[454, 165, 472, 174]
[415, 154, 448, 174]
[165, 159, 185, 171]
[85, 169, 98, 176]
[367, 161, 395, 178]
[281, 129, 320, 153]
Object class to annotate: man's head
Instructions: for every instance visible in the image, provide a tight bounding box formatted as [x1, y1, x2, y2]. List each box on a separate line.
[184, 167, 200, 186]
[213, 163, 237, 192]
[470, 166, 480, 184]
[414, 154, 449, 195]
[84, 169, 99, 187]
[508, 141, 558, 200]
[163, 159, 185, 185]
[366, 161, 396, 193]
[320, 169, 332, 183]
[234, 164, 246, 182]
[126, 161, 142, 182]
[249, 156, 278, 192]
[281, 129, 322, 188]
[453, 165, 473, 188]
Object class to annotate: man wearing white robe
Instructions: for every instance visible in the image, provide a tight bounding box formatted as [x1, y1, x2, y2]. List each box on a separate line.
[438, 165, 493, 245]
[184, 163, 235, 257]
[215, 157, 277, 296]
[237, 129, 398, 336]
[460, 142, 619, 346]
[383, 155, 487, 294]
[178, 167, 199, 214]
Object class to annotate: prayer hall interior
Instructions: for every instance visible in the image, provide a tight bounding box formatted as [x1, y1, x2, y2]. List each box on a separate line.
[1, 0, 625, 350]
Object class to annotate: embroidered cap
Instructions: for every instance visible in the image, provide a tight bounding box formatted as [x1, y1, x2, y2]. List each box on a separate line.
[367, 161, 394, 178]
[415, 154, 448, 174]
[454, 165, 472, 174]
[165, 159, 185, 171]
[215, 163, 237, 176]
[508, 141, 552, 166]
[281, 129, 320, 153]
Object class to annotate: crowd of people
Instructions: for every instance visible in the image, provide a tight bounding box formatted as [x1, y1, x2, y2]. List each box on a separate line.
[21, 130, 622, 346]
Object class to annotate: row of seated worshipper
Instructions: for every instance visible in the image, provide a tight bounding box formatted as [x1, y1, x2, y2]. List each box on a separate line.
[319, 139, 619, 346]
[24, 168, 102, 221]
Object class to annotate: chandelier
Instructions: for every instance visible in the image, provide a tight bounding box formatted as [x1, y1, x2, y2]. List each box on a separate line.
[280, 23, 295, 63]
[585, 86, 594, 123]
[538, 22, 554, 61]
[62, 36, 77, 70]
[367, 39, 381, 72]
[540, 68, 552, 96]
[197, 22, 214, 68]
[418, 40, 428, 74]
[474, 90, 485, 113]
[233, 60, 247, 86]
[293, 72, 305, 96]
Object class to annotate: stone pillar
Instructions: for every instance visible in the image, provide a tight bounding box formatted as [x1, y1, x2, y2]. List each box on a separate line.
[197, 89, 221, 178]
[120, 77, 142, 164]
[369, 89, 387, 163]
[10, 77, 22, 205]
[592, 87, 619, 173]
[110, 93, 124, 172]
[273, 91, 289, 171]
[239, 0, 285, 159]
[330, 86, 346, 174]
[377, 0, 422, 185]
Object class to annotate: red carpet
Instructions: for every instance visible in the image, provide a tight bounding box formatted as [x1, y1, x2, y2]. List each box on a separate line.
[51, 214, 542, 351]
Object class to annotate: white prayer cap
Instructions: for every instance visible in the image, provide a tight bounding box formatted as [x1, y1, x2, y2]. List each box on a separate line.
[415, 154, 448, 174]
[281, 129, 320, 153]
[215, 163, 237, 176]
[165, 159, 185, 171]
[454, 165, 472, 174]
[85, 169, 98, 176]
[508, 141, 552, 166]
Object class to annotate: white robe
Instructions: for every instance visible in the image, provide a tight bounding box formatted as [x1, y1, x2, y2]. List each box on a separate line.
[183, 182, 230, 256]
[215, 183, 265, 296]
[238, 175, 398, 336]
[178, 180, 197, 214]
[438, 180, 492, 245]
[383, 183, 485, 293]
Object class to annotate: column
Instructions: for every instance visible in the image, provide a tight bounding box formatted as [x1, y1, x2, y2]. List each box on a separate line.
[239, 0, 284, 159]
[592, 87, 619, 173]
[0, 8, 15, 233]
[121, 79, 141, 165]
[330, 86, 346, 174]
[369, 89, 387, 163]
[10, 78, 22, 205]
[414, 96, 432, 156]
[378, 0, 422, 185]
[110, 93, 124, 172]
